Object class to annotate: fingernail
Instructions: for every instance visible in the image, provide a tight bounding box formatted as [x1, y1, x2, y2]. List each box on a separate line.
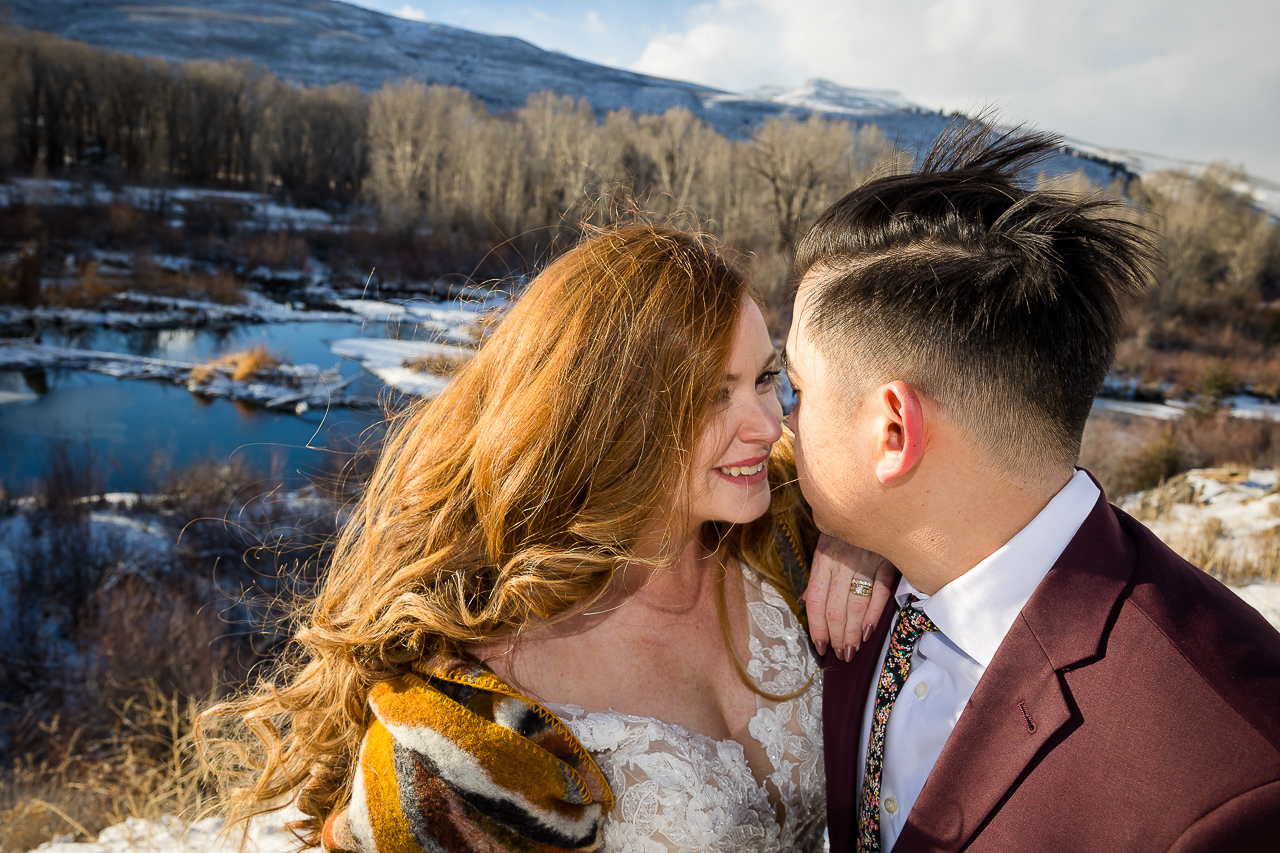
[815, 639, 828, 656]
[835, 645, 845, 662]
[863, 624, 874, 643]
[844, 645, 853, 662]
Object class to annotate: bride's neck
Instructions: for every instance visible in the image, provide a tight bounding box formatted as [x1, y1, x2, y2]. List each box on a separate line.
[475, 523, 726, 657]
[617, 522, 725, 609]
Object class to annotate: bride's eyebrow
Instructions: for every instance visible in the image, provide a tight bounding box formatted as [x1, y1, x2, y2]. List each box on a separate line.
[725, 352, 778, 383]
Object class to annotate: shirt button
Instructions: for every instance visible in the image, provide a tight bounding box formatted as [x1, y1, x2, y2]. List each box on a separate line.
[915, 681, 930, 698]
[884, 797, 899, 815]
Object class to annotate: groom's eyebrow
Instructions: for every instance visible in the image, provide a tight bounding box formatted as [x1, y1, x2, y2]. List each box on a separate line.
[780, 348, 796, 380]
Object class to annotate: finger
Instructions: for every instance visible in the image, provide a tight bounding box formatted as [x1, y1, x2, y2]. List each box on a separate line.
[822, 552, 857, 661]
[802, 548, 834, 656]
[860, 559, 898, 645]
[843, 569, 874, 649]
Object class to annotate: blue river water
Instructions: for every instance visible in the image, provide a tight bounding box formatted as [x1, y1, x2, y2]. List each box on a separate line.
[0, 321, 394, 494]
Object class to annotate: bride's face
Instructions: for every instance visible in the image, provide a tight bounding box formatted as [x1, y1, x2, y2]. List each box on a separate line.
[684, 299, 785, 528]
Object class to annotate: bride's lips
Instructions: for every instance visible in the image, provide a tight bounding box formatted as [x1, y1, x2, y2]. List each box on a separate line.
[714, 455, 769, 486]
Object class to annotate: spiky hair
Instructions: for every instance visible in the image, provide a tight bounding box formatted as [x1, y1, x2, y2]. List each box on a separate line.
[793, 120, 1156, 471]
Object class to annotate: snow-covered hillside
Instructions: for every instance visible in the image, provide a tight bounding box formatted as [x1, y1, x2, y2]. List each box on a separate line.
[6, 0, 1125, 184]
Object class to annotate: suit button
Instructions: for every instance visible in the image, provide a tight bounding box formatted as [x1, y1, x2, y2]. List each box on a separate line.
[914, 681, 930, 698]
[884, 797, 899, 815]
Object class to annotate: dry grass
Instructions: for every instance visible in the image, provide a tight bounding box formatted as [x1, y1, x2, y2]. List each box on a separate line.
[0, 446, 350, 849]
[133, 260, 245, 306]
[189, 346, 282, 385]
[1123, 472, 1280, 586]
[0, 682, 214, 852]
[1081, 408, 1280, 499]
[1113, 338, 1280, 401]
[403, 351, 472, 377]
[241, 232, 312, 272]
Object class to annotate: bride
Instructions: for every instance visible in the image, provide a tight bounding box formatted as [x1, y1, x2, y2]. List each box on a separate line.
[203, 224, 889, 852]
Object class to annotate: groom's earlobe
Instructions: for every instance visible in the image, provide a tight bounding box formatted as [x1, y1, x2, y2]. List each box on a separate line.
[875, 381, 925, 484]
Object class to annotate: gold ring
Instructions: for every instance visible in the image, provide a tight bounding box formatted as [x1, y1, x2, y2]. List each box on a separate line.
[850, 578, 874, 597]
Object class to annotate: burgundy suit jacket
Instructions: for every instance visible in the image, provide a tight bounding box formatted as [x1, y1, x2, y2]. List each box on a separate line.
[823, 485, 1280, 852]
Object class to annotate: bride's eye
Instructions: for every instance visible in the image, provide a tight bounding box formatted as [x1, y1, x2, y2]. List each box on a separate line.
[756, 369, 781, 391]
[713, 386, 732, 405]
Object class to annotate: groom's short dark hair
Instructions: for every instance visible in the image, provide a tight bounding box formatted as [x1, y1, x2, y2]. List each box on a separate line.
[793, 121, 1156, 471]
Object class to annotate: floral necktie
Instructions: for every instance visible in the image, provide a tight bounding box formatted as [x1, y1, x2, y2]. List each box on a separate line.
[857, 596, 938, 853]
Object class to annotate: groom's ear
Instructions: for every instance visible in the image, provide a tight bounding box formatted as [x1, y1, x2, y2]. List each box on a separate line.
[873, 381, 926, 484]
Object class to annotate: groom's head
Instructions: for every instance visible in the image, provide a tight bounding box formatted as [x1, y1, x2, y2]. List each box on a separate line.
[784, 123, 1155, 546]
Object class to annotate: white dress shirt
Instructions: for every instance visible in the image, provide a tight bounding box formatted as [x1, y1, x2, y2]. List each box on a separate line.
[854, 469, 1100, 851]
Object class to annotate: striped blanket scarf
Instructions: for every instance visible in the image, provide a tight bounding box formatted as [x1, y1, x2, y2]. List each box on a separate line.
[322, 655, 614, 853]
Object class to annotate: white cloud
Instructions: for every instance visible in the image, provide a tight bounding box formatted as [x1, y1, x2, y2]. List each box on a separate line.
[630, 0, 1280, 181]
[585, 10, 605, 33]
[393, 4, 428, 22]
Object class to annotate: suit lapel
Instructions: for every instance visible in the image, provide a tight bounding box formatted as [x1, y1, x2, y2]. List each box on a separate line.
[894, 488, 1136, 853]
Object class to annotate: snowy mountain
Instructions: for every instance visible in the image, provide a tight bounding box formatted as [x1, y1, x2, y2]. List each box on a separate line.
[6, 0, 1127, 183]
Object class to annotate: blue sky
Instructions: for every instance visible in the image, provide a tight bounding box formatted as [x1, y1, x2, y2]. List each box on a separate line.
[350, 0, 1280, 183]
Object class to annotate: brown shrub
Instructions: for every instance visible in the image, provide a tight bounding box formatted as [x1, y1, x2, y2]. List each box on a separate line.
[403, 351, 471, 376]
[241, 231, 311, 270]
[106, 202, 145, 242]
[1176, 411, 1280, 470]
[188, 346, 281, 385]
[1113, 338, 1280, 401]
[1082, 408, 1280, 500]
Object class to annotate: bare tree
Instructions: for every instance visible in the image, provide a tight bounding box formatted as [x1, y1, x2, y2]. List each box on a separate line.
[750, 114, 857, 253]
[365, 81, 477, 232]
[638, 106, 717, 217]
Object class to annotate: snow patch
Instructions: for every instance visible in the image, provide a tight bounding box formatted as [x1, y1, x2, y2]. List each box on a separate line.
[329, 337, 474, 397]
[30, 807, 304, 853]
[0, 292, 353, 333]
[332, 297, 489, 344]
[714, 78, 918, 116]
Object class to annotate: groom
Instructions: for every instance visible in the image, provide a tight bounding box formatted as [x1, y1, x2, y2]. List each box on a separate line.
[784, 125, 1280, 852]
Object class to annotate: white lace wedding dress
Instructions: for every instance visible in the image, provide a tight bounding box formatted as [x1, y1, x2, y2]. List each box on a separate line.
[545, 565, 826, 852]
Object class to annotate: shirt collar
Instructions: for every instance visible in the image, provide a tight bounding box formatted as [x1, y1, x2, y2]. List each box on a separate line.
[895, 469, 1100, 668]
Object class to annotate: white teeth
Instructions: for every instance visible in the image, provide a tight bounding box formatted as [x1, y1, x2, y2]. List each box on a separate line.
[719, 461, 766, 477]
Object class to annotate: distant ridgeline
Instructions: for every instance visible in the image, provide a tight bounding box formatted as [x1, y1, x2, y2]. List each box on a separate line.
[2, 0, 1127, 169]
[0, 0, 1153, 297]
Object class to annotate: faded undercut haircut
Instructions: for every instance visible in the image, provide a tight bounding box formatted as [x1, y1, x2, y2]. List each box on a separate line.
[793, 121, 1157, 472]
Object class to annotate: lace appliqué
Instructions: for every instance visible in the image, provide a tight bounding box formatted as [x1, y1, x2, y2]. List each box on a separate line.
[547, 566, 825, 853]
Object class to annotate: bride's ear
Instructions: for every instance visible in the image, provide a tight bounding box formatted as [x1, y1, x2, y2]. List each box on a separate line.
[873, 381, 926, 484]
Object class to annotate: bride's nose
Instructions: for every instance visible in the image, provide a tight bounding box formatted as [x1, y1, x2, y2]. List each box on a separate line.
[740, 396, 784, 445]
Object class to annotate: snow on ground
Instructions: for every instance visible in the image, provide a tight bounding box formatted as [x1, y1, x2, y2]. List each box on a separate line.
[0, 292, 352, 332]
[0, 388, 37, 404]
[1092, 395, 1280, 422]
[329, 337, 474, 397]
[1091, 397, 1186, 420]
[30, 807, 304, 853]
[710, 78, 919, 116]
[333, 297, 490, 344]
[0, 179, 341, 231]
[1234, 582, 1280, 627]
[1119, 468, 1280, 629]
